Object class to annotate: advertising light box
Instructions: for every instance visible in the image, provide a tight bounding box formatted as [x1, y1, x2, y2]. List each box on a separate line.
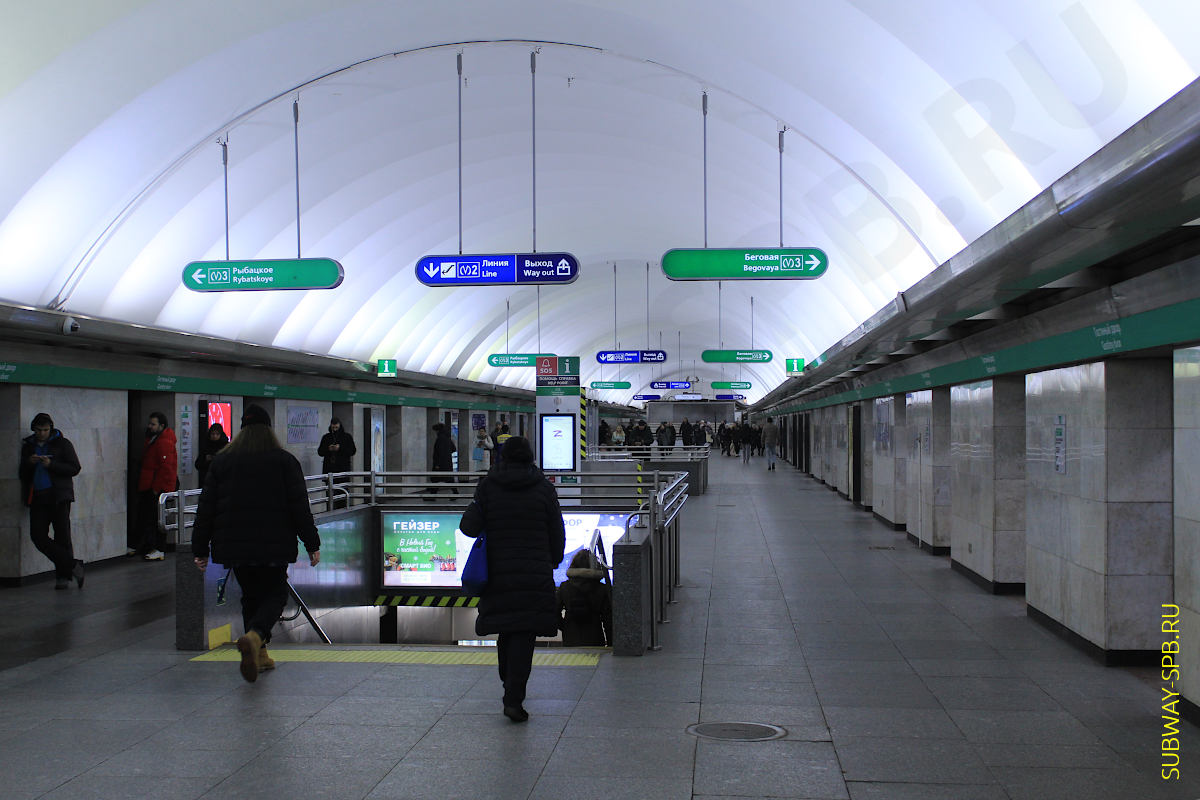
[379, 510, 629, 590]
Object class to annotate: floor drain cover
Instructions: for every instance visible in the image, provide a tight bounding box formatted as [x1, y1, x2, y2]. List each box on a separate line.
[686, 722, 787, 742]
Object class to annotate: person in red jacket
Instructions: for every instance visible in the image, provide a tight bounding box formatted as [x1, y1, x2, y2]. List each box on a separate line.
[132, 411, 178, 561]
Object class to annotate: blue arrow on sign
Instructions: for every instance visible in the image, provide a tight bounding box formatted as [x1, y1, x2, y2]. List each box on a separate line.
[415, 253, 579, 286]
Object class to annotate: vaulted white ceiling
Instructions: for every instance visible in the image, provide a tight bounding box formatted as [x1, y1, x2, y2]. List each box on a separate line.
[1, 1, 1197, 404]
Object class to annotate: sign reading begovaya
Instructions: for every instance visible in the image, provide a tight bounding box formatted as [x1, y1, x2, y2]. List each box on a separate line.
[183, 258, 344, 292]
[415, 253, 579, 286]
[661, 248, 827, 281]
[702, 349, 773, 363]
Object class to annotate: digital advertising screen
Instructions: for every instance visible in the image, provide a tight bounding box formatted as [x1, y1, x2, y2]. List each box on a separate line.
[378, 509, 629, 590]
[207, 402, 233, 439]
[540, 413, 576, 472]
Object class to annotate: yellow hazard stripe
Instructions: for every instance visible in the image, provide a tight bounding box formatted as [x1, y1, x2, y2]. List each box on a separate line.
[374, 595, 479, 607]
[191, 648, 602, 666]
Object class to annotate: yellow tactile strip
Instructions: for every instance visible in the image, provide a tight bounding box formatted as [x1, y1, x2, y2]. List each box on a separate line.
[191, 647, 600, 667]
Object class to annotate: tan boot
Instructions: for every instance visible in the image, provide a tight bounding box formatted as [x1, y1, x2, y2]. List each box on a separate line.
[235, 631, 262, 683]
[257, 646, 276, 672]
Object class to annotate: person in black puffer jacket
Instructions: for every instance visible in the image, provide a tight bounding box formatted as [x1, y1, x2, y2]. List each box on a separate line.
[458, 436, 565, 723]
[557, 550, 612, 647]
[18, 413, 84, 589]
[192, 404, 321, 683]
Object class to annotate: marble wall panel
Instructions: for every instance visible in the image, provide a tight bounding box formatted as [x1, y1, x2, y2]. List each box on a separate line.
[1175, 348, 1200, 703]
[1106, 575, 1173, 651]
[1181, 606, 1200, 704]
[859, 401, 874, 508]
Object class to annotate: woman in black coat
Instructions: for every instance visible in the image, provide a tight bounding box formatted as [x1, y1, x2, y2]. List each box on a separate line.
[557, 550, 612, 647]
[194, 423, 229, 488]
[192, 404, 321, 683]
[458, 436, 565, 722]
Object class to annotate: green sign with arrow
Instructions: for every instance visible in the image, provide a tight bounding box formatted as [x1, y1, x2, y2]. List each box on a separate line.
[487, 353, 553, 367]
[711, 381, 752, 389]
[661, 248, 827, 280]
[702, 350, 773, 363]
[590, 381, 632, 390]
[182, 258, 344, 292]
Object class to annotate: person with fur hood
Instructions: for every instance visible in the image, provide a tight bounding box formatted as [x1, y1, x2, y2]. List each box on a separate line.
[557, 549, 612, 647]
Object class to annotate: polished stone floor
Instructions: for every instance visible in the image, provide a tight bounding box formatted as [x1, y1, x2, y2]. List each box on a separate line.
[1, 454, 1198, 799]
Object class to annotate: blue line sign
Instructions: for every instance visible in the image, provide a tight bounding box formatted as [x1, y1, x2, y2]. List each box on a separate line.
[650, 381, 691, 389]
[596, 350, 667, 364]
[415, 253, 579, 287]
[715, 394, 747, 400]
[632, 394, 661, 401]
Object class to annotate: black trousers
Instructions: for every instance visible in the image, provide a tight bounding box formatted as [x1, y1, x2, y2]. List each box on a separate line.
[233, 565, 289, 644]
[134, 490, 165, 553]
[29, 500, 74, 578]
[496, 631, 537, 708]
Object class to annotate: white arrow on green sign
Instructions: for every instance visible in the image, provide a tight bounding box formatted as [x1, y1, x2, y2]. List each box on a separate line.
[702, 349, 773, 363]
[711, 381, 751, 390]
[182, 258, 343, 291]
[590, 381, 632, 390]
[661, 248, 827, 280]
[487, 353, 554, 367]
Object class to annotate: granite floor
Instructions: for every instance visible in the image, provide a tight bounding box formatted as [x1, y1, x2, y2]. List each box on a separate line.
[1, 454, 1198, 799]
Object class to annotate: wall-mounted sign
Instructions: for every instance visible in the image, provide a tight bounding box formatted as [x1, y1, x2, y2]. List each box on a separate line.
[650, 381, 691, 389]
[596, 350, 668, 364]
[183, 258, 344, 292]
[673, 393, 703, 400]
[785, 358, 806, 375]
[487, 353, 553, 367]
[377, 359, 397, 377]
[415, 253, 579, 286]
[632, 394, 661, 401]
[661, 248, 827, 281]
[715, 394, 747, 400]
[711, 381, 751, 390]
[590, 381, 632, 389]
[702, 350, 772, 363]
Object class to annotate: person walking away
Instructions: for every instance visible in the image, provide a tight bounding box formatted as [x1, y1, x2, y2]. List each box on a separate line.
[429, 422, 456, 496]
[557, 550, 612, 646]
[679, 418, 693, 447]
[762, 416, 780, 471]
[740, 423, 753, 463]
[458, 436, 565, 723]
[317, 417, 356, 474]
[192, 404, 320, 683]
[134, 411, 177, 561]
[19, 413, 83, 589]
[195, 423, 229, 488]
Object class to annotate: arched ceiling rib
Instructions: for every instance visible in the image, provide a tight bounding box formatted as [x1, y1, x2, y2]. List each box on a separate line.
[1, 2, 1197, 405]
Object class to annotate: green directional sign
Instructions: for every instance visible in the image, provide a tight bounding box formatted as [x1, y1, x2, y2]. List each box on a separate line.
[590, 381, 631, 390]
[661, 248, 827, 281]
[711, 381, 751, 390]
[182, 258, 344, 292]
[785, 358, 806, 375]
[702, 349, 773, 363]
[487, 353, 553, 367]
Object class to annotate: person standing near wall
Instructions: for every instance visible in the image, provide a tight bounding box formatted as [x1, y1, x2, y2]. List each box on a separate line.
[133, 411, 177, 561]
[762, 416, 780, 471]
[458, 436, 565, 723]
[195, 423, 229, 488]
[317, 417, 356, 474]
[429, 422, 456, 496]
[192, 404, 320, 683]
[19, 413, 83, 589]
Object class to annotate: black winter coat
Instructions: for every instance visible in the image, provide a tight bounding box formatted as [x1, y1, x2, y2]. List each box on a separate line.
[192, 448, 320, 566]
[18, 430, 81, 505]
[194, 432, 229, 488]
[318, 429, 356, 473]
[557, 566, 612, 646]
[458, 462, 566, 636]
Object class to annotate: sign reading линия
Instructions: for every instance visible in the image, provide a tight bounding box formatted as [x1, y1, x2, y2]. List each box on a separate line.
[661, 248, 827, 281]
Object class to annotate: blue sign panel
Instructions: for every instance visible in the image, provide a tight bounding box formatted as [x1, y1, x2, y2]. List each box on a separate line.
[715, 394, 747, 400]
[596, 349, 668, 364]
[650, 381, 691, 389]
[632, 394, 661, 401]
[415, 252, 579, 287]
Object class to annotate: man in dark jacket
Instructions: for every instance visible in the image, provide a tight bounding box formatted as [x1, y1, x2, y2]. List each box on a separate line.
[429, 422, 456, 496]
[19, 413, 84, 589]
[317, 417, 356, 473]
[134, 411, 178, 561]
[459, 436, 565, 723]
[192, 404, 320, 683]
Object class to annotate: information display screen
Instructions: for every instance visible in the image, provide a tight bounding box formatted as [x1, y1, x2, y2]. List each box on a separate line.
[379, 510, 629, 590]
[540, 413, 577, 472]
[207, 402, 233, 439]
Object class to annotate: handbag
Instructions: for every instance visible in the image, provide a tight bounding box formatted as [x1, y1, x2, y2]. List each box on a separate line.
[461, 535, 488, 594]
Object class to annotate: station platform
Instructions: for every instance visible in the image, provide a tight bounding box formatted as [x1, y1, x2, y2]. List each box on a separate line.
[1, 455, 1198, 799]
